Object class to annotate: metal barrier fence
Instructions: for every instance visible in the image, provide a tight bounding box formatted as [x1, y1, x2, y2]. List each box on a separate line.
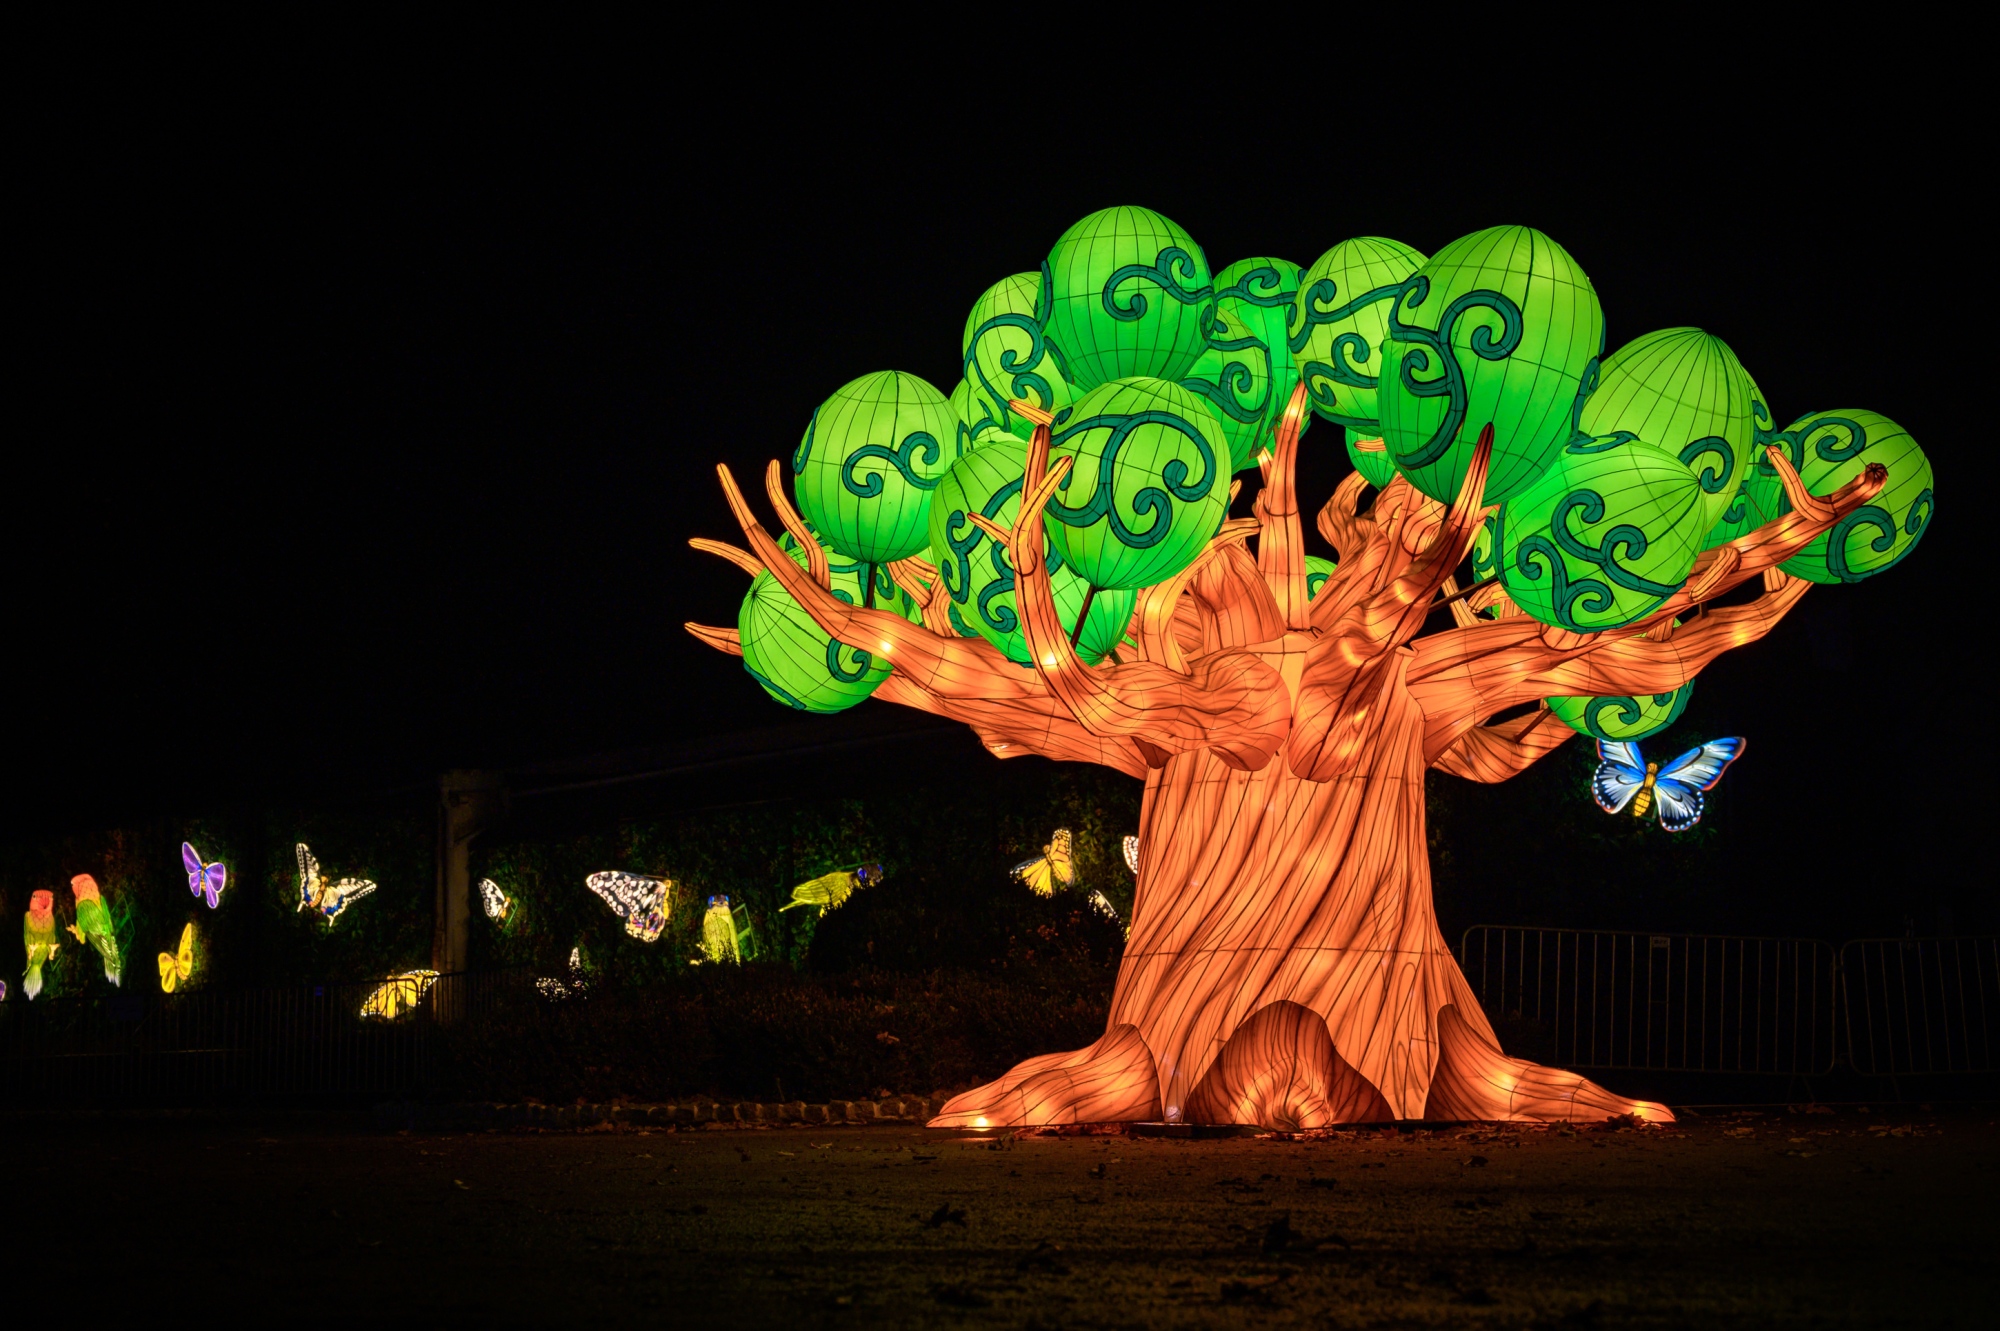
[0, 970, 529, 1105]
[1459, 927, 1840, 1075]
[1842, 937, 2000, 1076]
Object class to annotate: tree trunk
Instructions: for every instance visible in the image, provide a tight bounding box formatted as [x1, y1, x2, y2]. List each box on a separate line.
[930, 664, 1668, 1129]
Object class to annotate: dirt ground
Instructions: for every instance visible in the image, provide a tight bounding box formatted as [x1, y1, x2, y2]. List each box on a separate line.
[17, 1105, 1997, 1327]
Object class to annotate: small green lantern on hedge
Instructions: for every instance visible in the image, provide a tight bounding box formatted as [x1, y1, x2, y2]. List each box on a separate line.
[1769, 409, 1934, 583]
[794, 371, 956, 568]
[1380, 226, 1604, 506]
[1046, 378, 1230, 593]
[1289, 237, 1427, 430]
[1042, 206, 1215, 392]
[1496, 433, 1708, 633]
[1580, 328, 1758, 534]
[962, 271, 1073, 441]
[927, 441, 1134, 666]
[739, 536, 916, 713]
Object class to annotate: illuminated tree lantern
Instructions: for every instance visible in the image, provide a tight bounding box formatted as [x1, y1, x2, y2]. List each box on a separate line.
[1047, 378, 1230, 593]
[1041, 206, 1215, 392]
[929, 439, 1135, 666]
[1546, 618, 1695, 742]
[1380, 226, 1603, 505]
[1580, 328, 1759, 533]
[1497, 434, 1709, 633]
[1768, 410, 1933, 583]
[793, 370, 956, 568]
[737, 534, 917, 713]
[962, 272, 1072, 442]
[1289, 237, 1427, 429]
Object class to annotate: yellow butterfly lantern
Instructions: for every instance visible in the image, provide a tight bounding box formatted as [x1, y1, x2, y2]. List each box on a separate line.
[359, 970, 440, 1020]
[1012, 829, 1075, 897]
[158, 923, 196, 993]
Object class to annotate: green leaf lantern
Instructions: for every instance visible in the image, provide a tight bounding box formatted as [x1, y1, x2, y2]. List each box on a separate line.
[961, 272, 1074, 441]
[927, 440, 1135, 666]
[1547, 682, 1693, 743]
[1214, 256, 1302, 405]
[794, 371, 956, 566]
[1046, 378, 1231, 592]
[1181, 300, 1273, 473]
[1289, 237, 1428, 429]
[1042, 206, 1215, 393]
[1345, 433, 1399, 489]
[1380, 226, 1604, 505]
[1769, 409, 1934, 583]
[1696, 375, 1787, 550]
[1579, 328, 1757, 534]
[1495, 433, 1708, 632]
[948, 376, 1010, 457]
[1304, 554, 1339, 601]
[739, 537, 915, 713]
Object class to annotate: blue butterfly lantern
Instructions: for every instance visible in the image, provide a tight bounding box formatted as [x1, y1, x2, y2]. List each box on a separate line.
[1593, 738, 1744, 833]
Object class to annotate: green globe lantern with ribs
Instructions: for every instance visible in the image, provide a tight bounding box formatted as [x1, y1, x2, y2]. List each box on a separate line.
[1041, 206, 1215, 392]
[1289, 237, 1427, 430]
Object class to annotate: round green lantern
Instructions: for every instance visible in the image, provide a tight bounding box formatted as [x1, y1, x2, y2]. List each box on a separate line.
[1046, 378, 1230, 592]
[1304, 554, 1339, 601]
[1345, 432, 1399, 489]
[1580, 328, 1757, 534]
[962, 271, 1073, 441]
[1289, 237, 1428, 429]
[1042, 206, 1215, 393]
[794, 371, 956, 566]
[1496, 433, 1709, 632]
[1469, 513, 1501, 586]
[739, 539, 900, 713]
[1215, 256, 1304, 433]
[928, 440, 1135, 666]
[1547, 682, 1693, 743]
[948, 376, 1010, 457]
[1182, 300, 1273, 473]
[1380, 226, 1604, 506]
[1770, 410, 1933, 583]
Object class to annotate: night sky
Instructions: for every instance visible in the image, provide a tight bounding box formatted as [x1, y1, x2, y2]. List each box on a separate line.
[17, 76, 1987, 933]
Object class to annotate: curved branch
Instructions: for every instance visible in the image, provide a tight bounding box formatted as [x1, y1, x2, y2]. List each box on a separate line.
[764, 461, 828, 588]
[689, 537, 763, 579]
[683, 622, 744, 657]
[1316, 470, 1374, 561]
[874, 673, 1149, 778]
[1409, 456, 1888, 760]
[1430, 705, 1575, 782]
[1256, 383, 1312, 629]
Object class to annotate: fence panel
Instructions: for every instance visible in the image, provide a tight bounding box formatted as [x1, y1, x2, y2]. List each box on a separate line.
[1459, 927, 1839, 1075]
[1842, 937, 2000, 1076]
[0, 970, 529, 1105]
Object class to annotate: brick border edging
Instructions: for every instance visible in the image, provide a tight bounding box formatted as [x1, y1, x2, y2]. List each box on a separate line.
[371, 1097, 949, 1131]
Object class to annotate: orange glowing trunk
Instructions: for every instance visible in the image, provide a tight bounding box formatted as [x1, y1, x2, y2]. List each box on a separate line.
[688, 384, 1889, 1128]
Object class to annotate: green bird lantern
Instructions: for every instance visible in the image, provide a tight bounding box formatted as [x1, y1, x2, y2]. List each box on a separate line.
[1041, 206, 1215, 392]
[67, 874, 121, 988]
[928, 439, 1135, 665]
[1289, 237, 1428, 430]
[24, 889, 59, 1001]
[737, 534, 920, 713]
[962, 272, 1073, 442]
[793, 371, 956, 566]
[1496, 433, 1709, 633]
[1769, 410, 1933, 583]
[1046, 378, 1231, 593]
[1379, 226, 1604, 505]
[1579, 328, 1759, 533]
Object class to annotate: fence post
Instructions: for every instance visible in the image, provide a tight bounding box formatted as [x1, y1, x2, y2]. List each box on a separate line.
[435, 771, 505, 1013]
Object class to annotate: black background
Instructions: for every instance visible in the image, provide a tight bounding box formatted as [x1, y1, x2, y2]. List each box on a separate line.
[15, 58, 1987, 938]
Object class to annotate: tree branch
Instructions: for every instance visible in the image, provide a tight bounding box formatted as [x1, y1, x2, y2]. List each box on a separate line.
[1430, 704, 1575, 782]
[1256, 384, 1312, 630]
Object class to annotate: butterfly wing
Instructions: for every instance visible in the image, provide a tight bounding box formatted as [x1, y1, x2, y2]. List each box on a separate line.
[182, 842, 203, 893]
[1048, 830, 1074, 888]
[1013, 855, 1054, 897]
[1122, 835, 1139, 875]
[323, 879, 378, 923]
[1592, 742, 1650, 815]
[1651, 782, 1706, 833]
[1658, 738, 1746, 792]
[159, 949, 178, 993]
[295, 844, 319, 910]
[202, 861, 226, 909]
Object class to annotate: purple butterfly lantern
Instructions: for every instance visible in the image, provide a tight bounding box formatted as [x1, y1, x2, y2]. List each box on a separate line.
[183, 842, 227, 909]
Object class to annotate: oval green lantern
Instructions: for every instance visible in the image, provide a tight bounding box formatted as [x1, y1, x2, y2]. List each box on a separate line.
[948, 376, 1010, 457]
[1042, 206, 1215, 392]
[1213, 256, 1304, 439]
[1181, 300, 1273, 473]
[1579, 328, 1757, 533]
[1345, 432, 1399, 489]
[1469, 513, 1501, 586]
[1289, 237, 1427, 429]
[1547, 682, 1693, 743]
[1304, 554, 1339, 601]
[962, 271, 1073, 441]
[739, 540, 895, 714]
[1697, 375, 1788, 550]
[1771, 410, 1934, 583]
[928, 440, 1134, 666]
[1046, 378, 1230, 592]
[1496, 434, 1709, 632]
[1380, 226, 1604, 505]
[794, 371, 956, 566]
